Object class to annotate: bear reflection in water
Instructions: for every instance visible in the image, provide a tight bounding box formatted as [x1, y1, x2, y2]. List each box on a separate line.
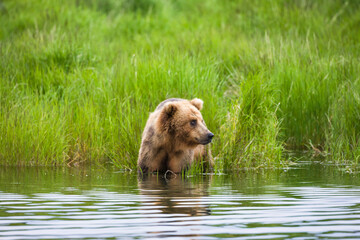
[138, 174, 212, 216]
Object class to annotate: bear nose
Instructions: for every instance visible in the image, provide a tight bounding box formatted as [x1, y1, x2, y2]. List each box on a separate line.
[207, 132, 214, 140]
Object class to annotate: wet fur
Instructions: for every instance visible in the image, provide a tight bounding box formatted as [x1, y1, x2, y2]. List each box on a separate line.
[138, 98, 214, 173]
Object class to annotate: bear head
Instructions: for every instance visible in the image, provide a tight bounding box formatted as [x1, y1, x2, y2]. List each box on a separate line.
[157, 98, 214, 146]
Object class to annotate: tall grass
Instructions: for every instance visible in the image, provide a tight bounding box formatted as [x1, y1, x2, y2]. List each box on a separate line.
[0, 0, 359, 169]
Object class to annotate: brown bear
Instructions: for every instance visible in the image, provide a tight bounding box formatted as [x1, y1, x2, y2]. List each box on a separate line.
[137, 98, 214, 174]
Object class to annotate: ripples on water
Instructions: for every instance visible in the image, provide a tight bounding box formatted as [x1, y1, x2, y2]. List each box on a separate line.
[0, 164, 360, 239]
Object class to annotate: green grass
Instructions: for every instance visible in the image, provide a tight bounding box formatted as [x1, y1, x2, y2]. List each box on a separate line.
[0, 0, 359, 170]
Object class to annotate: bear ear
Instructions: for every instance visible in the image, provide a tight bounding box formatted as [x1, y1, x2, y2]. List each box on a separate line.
[190, 98, 203, 110]
[163, 102, 177, 117]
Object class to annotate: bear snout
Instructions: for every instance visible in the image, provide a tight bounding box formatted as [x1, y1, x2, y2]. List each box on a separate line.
[205, 132, 214, 144]
[207, 132, 214, 140]
[198, 132, 214, 145]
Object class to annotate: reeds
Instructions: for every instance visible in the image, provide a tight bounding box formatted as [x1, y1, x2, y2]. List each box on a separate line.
[1, 0, 359, 169]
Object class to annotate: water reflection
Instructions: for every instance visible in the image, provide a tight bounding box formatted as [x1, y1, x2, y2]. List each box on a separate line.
[0, 164, 359, 239]
[138, 174, 211, 216]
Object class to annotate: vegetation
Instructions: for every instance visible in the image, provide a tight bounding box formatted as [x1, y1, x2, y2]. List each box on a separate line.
[1, 0, 359, 170]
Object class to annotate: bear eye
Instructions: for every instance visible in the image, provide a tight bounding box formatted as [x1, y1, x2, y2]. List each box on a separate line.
[190, 120, 197, 126]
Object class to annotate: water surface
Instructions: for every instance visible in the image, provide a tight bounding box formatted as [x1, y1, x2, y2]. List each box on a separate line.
[1, 163, 360, 239]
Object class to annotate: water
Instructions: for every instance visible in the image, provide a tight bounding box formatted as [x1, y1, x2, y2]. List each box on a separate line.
[1, 163, 360, 239]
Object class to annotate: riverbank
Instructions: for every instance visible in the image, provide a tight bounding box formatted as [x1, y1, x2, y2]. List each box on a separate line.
[1, 0, 359, 169]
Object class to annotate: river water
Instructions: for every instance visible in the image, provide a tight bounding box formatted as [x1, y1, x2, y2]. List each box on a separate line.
[0, 163, 359, 239]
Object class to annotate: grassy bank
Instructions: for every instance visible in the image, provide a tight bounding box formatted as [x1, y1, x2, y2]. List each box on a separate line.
[1, 0, 359, 170]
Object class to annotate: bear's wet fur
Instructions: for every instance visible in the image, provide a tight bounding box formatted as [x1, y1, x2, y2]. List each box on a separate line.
[138, 98, 214, 174]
